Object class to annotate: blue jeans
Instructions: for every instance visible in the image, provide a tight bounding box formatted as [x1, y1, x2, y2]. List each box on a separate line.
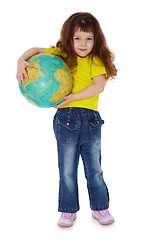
[53, 107, 109, 213]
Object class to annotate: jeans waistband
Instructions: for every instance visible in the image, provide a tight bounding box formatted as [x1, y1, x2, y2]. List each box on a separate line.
[57, 107, 98, 114]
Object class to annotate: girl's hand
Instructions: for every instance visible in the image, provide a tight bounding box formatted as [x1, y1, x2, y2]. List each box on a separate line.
[54, 94, 74, 108]
[16, 59, 34, 84]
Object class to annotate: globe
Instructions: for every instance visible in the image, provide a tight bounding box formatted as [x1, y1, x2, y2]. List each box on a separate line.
[19, 54, 72, 108]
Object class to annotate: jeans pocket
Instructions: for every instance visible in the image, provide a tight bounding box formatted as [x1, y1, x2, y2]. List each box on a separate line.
[58, 119, 79, 145]
[89, 119, 104, 142]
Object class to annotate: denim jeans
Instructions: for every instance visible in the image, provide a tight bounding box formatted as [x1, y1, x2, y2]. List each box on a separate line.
[53, 107, 109, 213]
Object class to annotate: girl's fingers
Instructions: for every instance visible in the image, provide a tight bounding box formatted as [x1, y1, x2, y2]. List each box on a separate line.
[16, 61, 33, 84]
[23, 71, 29, 80]
[20, 75, 23, 84]
[17, 73, 26, 84]
[27, 62, 34, 68]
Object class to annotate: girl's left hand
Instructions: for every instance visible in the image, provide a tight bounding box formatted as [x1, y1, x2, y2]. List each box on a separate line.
[54, 94, 74, 108]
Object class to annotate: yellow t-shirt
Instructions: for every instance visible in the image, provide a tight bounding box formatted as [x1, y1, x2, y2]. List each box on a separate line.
[44, 47, 107, 111]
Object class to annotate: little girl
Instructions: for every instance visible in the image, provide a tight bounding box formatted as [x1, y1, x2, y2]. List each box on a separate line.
[16, 12, 117, 227]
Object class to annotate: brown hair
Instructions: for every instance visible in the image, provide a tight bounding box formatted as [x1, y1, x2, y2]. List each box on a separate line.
[55, 12, 117, 80]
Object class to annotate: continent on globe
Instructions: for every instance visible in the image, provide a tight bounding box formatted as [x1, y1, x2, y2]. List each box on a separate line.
[22, 60, 42, 91]
[19, 54, 72, 108]
[50, 69, 72, 102]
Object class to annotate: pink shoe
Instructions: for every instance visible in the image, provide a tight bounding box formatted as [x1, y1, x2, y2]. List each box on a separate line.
[58, 212, 77, 227]
[92, 209, 115, 225]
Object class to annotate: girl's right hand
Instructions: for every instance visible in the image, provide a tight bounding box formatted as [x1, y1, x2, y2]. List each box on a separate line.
[16, 59, 34, 84]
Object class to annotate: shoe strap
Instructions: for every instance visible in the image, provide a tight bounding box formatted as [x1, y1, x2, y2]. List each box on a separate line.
[99, 210, 110, 216]
[61, 213, 72, 219]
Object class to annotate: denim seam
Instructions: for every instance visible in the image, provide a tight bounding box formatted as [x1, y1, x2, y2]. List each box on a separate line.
[59, 188, 78, 194]
[88, 183, 106, 190]
[82, 158, 93, 208]
[91, 204, 109, 210]
[58, 207, 79, 211]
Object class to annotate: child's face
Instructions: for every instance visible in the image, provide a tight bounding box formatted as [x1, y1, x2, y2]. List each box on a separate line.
[73, 29, 94, 57]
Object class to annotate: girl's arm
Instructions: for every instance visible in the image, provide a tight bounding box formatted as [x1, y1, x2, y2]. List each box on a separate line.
[73, 74, 106, 100]
[54, 74, 106, 108]
[16, 47, 45, 84]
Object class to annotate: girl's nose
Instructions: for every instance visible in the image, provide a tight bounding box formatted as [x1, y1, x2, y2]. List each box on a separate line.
[81, 40, 86, 46]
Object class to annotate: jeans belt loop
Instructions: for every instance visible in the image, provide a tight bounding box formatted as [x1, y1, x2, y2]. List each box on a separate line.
[94, 111, 98, 121]
[67, 107, 72, 122]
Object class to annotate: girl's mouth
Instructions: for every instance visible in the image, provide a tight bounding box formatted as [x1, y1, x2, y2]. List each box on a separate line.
[79, 48, 87, 51]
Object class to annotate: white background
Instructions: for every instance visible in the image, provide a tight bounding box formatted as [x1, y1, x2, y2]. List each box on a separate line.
[0, 0, 160, 239]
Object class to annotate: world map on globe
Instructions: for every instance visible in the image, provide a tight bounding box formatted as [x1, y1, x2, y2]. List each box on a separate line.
[19, 54, 72, 108]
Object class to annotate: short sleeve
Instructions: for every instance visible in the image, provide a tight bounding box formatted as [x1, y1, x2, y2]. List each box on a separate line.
[91, 56, 107, 79]
[44, 47, 67, 58]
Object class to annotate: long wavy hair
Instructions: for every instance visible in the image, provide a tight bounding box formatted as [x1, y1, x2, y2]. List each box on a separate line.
[55, 12, 117, 80]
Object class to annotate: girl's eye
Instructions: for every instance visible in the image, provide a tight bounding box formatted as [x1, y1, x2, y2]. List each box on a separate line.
[87, 38, 93, 40]
[74, 37, 80, 40]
